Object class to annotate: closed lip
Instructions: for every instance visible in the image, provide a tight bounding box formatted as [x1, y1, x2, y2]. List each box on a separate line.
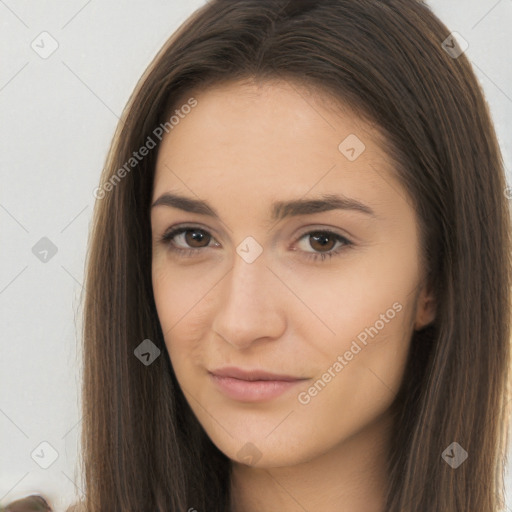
[209, 366, 305, 382]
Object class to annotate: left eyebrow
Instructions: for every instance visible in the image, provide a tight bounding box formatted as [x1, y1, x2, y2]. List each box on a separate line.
[151, 192, 377, 221]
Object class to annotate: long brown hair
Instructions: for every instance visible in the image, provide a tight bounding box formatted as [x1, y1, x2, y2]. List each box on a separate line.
[72, 1, 512, 510]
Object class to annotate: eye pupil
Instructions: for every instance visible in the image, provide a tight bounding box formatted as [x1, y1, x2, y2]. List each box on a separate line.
[310, 233, 335, 251]
[186, 229, 210, 247]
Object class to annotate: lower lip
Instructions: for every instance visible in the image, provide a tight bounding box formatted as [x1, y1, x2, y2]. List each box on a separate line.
[209, 374, 305, 402]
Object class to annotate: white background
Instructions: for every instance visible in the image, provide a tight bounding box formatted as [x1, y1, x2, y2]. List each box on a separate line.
[1, 1, 511, 510]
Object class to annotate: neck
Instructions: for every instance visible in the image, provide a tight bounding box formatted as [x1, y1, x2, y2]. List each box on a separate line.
[229, 409, 394, 512]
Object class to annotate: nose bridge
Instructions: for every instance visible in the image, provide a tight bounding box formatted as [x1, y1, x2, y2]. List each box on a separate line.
[212, 245, 284, 348]
[224, 248, 270, 316]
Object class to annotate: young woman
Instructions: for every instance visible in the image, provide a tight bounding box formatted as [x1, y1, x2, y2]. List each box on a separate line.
[5, 0, 511, 511]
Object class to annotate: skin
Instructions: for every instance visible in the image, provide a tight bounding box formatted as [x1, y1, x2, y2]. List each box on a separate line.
[151, 79, 436, 512]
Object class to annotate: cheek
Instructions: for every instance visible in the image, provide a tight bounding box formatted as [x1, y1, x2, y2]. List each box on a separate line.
[291, 294, 413, 450]
[152, 259, 217, 332]
[151, 261, 215, 373]
[275, 248, 415, 358]
[291, 267, 416, 444]
[293, 334, 409, 455]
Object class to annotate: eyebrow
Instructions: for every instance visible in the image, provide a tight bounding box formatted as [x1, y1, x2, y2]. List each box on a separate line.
[151, 192, 377, 222]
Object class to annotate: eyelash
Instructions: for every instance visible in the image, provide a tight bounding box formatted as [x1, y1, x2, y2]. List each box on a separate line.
[158, 225, 354, 262]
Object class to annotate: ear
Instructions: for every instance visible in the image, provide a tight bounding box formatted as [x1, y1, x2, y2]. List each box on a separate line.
[413, 280, 437, 331]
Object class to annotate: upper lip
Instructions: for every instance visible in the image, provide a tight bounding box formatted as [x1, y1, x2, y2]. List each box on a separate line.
[209, 366, 305, 382]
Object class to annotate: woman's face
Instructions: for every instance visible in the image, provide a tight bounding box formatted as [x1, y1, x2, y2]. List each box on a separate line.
[151, 79, 435, 468]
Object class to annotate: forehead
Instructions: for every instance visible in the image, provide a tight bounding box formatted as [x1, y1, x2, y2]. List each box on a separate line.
[152, 79, 400, 213]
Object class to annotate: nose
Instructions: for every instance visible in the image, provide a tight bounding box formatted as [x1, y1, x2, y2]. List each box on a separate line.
[211, 250, 287, 350]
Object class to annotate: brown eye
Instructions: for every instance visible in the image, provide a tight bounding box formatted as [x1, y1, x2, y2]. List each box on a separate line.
[308, 232, 338, 252]
[295, 230, 353, 262]
[182, 228, 211, 248]
[159, 226, 218, 257]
